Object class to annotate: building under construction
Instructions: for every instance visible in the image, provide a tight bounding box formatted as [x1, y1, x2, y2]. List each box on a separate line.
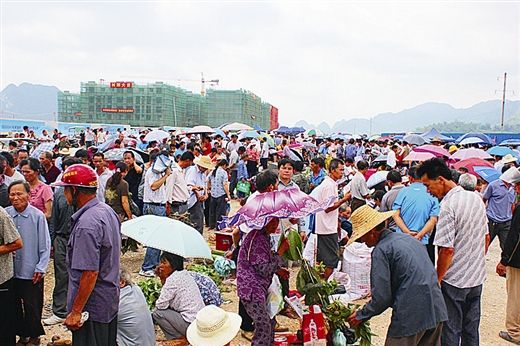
[58, 81, 279, 130]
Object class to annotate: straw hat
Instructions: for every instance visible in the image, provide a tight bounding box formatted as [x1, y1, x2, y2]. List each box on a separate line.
[186, 305, 242, 346]
[347, 205, 396, 246]
[58, 148, 71, 156]
[500, 167, 520, 184]
[501, 154, 518, 164]
[194, 155, 215, 170]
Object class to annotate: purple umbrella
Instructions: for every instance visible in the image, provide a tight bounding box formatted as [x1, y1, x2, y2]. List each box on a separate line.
[221, 187, 334, 229]
[413, 144, 450, 158]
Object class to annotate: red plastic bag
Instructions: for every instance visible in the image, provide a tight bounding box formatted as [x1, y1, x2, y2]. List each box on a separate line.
[302, 305, 327, 345]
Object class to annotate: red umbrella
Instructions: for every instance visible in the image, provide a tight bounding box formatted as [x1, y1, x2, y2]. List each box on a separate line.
[414, 144, 450, 158]
[452, 158, 493, 175]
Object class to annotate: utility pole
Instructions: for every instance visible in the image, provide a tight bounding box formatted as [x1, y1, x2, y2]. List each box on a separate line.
[501, 72, 507, 129]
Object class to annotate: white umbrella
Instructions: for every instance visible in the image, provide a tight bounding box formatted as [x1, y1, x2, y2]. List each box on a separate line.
[121, 215, 212, 259]
[187, 125, 214, 134]
[221, 122, 253, 131]
[451, 148, 492, 161]
[144, 129, 169, 143]
[459, 137, 487, 146]
[367, 171, 389, 188]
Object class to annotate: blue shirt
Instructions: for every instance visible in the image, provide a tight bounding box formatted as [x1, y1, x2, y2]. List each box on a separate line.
[310, 168, 326, 187]
[483, 179, 515, 222]
[185, 165, 207, 209]
[209, 167, 229, 198]
[67, 198, 121, 323]
[345, 144, 357, 159]
[357, 229, 448, 337]
[174, 148, 186, 158]
[6, 204, 51, 280]
[137, 142, 148, 151]
[392, 182, 440, 244]
[237, 160, 249, 181]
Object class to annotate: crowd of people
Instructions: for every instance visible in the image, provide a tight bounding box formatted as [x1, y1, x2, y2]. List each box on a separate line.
[0, 125, 519, 346]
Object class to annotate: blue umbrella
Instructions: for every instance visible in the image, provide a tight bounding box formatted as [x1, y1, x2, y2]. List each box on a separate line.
[238, 130, 258, 139]
[499, 139, 520, 146]
[456, 132, 493, 145]
[213, 128, 228, 139]
[487, 146, 515, 157]
[473, 166, 500, 183]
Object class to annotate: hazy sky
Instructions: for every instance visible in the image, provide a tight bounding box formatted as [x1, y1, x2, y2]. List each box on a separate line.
[1, 1, 519, 125]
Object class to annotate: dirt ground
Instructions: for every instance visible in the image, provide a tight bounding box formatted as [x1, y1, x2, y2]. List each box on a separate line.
[40, 226, 509, 346]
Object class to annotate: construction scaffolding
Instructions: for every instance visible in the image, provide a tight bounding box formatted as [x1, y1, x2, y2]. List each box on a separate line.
[58, 81, 274, 129]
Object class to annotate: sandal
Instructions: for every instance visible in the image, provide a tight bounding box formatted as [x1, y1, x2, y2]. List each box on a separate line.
[499, 331, 520, 345]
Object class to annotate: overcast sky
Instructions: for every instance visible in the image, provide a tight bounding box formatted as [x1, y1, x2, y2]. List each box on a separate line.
[1, 1, 519, 125]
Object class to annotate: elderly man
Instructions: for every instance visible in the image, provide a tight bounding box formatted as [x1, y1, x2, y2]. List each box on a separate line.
[0, 206, 23, 345]
[39, 151, 61, 184]
[418, 158, 489, 346]
[117, 268, 155, 346]
[185, 156, 213, 234]
[496, 167, 520, 345]
[6, 181, 51, 345]
[53, 164, 121, 346]
[483, 165, 516, 252]
[347, 205, 448, 345]
[458, 173, 477, 191]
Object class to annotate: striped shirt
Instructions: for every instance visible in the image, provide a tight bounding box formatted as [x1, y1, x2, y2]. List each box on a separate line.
[434, 186, 488, 288]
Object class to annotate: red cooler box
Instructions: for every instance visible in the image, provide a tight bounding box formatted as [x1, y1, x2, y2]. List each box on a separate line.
[214, 231, 233, 251]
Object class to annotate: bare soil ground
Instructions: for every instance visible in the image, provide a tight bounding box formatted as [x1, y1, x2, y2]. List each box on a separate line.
[40, 214, 508, 345]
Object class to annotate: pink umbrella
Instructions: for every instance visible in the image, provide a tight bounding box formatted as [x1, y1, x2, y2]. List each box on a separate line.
[403, 151, 436, 162]
[414, 144, 450, 158]
[451, 148, 492, 161]
[221, 187, 334, 229]
[452, 158, 493, 175]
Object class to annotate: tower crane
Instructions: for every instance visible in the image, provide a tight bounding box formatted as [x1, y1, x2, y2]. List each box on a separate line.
[120, 73, 219, 96]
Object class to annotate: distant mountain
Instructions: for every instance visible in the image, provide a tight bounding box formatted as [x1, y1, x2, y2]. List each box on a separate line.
[0, 83, 60, 121]
[293, 100, 520, 134]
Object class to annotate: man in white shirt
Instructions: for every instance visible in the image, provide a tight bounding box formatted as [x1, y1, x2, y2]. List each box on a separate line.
[85, 127, 96, 147]
[166, 152, 194, 215]
[311, 159, 351, 279]
[92, 152, 113, 202]
[226, 134, 241, 154]
[140, 151, 171, 277]
[386, 144, 398, 169]
[260, 137, 270, 170]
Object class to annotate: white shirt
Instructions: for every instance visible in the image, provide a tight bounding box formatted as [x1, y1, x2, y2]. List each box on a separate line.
[226, 140, 241, 153]
[85, 130, 95, 142]
[228, 150, 239, 170]
[143, 169, 168, 204]
[351, 171, 369, 200]
[165, 163, 189, 203]
[155, 270, 205, 323]
[261, 141, 269, 159]
[387, 150, 397, 168]
[96, 168, 114, 202]
[311, 176, 338, 235]
[5, 170, 25, 185]
[434, 186, 488, 288]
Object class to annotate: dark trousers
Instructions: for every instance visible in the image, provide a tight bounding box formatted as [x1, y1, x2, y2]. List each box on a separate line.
[72, 317, 117, 346]
[0, 279, 17, 345]
[52, 235, 69, 318]
[426, 228, 436, 264]
[260, 158, 268, 170]
[386, 323, 443, 346]
[189, 201, 204, 234]
[246, 160, 258, 178]
[209, 195, 228, 229]
[14, 278, 45, 338]
[488, 219, 511, 252]
[204, 197, 211, 227]
[441, 281, 482, 346]
[239, 299, 255, 332]
[229, 170, 238, 197]
[350, 197, 366, 212]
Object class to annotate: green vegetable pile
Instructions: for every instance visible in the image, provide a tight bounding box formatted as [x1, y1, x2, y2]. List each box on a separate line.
[137, 278, 162, 310]
[323, 300, 375, 346]
[186, 263, 223, 286]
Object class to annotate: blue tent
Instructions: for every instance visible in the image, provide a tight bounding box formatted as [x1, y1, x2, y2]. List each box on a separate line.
[420, 128, 454, 142]
[456, 132, 493, 145]
[499, 139, 520, 146]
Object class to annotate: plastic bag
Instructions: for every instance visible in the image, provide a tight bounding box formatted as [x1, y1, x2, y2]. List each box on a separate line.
[236, 180, 251, 194]
[341, 242, 372, 300]
[302, 233, 317, 267]
[332, 329, 347, 346]
[267, 275, 284, 319]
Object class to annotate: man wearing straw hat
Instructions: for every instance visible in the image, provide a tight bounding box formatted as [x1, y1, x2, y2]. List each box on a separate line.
[185, 155, 214, 234]
[347, 205, 447, 345]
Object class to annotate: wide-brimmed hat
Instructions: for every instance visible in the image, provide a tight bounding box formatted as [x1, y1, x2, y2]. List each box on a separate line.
[347, 205, 396, 246]
[500, 167, 520, 184]
[501, 154, 518, 164]
[194, 155, 215, 170]
[431, 137, 443, 143]
[186, 305, 241, 346]
[59, 148, 71, 156]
